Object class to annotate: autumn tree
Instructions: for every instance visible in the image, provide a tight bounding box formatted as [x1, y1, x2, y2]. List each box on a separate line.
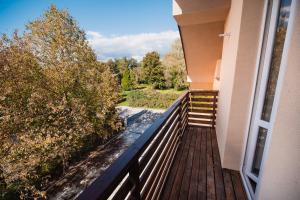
[162, 39, 187, 90]
[0, 5, 122, 198]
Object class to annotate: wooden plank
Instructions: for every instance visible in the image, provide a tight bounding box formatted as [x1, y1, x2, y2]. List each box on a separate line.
[190, 97, 217, 102]
[111, 177, 132, 200]
[188, 108, 216, 114]
[206, 128, 216, 200]
[188, 127, 202, 200]
[198, 128, 207, 200]
[168, 127, 193, 200]
[189, 102, 215, 108]
[211, 129, 226, 200]
[144, 127, 180, 200]
[212, 92, 217, 128]
[223, 169, 236, 200]
[188, 119, 214, 125]
[231, 170, 247, 200]
[188, 113, 215, 119]
[179, 127, 196, 200]
[159, 128, 189, 200]
[139, 112, 179, 170]
[190, 90, 218, 96]
[140, 118, 180, 187]
[153, 135, 181, 199]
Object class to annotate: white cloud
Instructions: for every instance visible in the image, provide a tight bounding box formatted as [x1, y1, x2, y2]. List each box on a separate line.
[86, 30, 179, 61]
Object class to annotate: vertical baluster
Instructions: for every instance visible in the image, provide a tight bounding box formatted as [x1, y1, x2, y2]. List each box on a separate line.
[212, 91, 218, 128]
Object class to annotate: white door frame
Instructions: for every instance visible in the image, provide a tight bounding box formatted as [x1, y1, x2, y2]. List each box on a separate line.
[241, 0, 296, 199]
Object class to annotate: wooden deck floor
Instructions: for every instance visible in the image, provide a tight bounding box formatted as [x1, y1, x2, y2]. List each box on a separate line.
[160, 127, 247, 200]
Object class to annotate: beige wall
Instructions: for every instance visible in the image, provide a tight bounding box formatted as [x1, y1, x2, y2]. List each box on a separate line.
[173, 0, 230, 15]
[213, 59, 221, 90]
[180, 22, 224, 89]
[173, 0, 230, 26]
[173, 0, 229, 89]
[258, 1, 300, 199]
[216, 0, 265, 170]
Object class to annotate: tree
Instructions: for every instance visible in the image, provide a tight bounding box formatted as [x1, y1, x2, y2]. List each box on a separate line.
[0, 5, 122, 198]
[131, 66, 144, 85]
[141, 51, 165, 86]
[106, 59, 121, 84]
[151, 65, 166, 89]
[162, 39, 187, 90]
[121, 68, 134, 91]
[115, 57, 138, 77]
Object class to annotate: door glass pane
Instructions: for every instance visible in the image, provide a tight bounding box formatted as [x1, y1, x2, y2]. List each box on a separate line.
[248, 177, 257, 192]
[251, 127, 268, 176]
[261, 0, 292, 121]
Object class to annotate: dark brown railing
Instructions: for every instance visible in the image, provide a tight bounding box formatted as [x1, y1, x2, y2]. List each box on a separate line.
[77, 90, 218, 200]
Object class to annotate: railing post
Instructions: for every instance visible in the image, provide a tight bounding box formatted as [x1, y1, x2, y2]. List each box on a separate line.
[129, 158, 141, 200]
[177, 96, 183, 140]
[212, 91, 218, 128]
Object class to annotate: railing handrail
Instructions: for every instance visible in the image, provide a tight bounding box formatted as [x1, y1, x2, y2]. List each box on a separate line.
[77, 91, 189, 200]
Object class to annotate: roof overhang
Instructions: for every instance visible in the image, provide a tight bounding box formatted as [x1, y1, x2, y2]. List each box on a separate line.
[173, 0, 230, 89]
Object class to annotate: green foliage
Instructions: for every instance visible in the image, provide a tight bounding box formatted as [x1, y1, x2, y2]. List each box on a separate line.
[150, 65, 166, 89]
[141, 51, 161, 84]
[106, 59, 121, 84]
[114, 57, 138, 76]
[0, 5, 122, 198]
[121, 68, 134, 91]
[127, 90, 181, 109]
[141, 51, 167, 89]
[162, 39, 188, 90]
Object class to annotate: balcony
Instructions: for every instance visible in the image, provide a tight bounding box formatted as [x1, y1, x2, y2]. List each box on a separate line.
[77, 90, 247, 200]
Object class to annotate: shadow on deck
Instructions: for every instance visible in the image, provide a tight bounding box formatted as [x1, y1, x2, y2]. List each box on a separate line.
[160, 127, 247, 200]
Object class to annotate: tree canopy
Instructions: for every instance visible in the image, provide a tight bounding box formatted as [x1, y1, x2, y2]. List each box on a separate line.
[0, 5, 122, 199]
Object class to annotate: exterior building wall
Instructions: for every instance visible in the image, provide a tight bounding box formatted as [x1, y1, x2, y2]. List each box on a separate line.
[213, 59, 221, 90]
[174, 0, 300, 198]
[180, 22, 224, 89]
[258, 1, 300, 199]
[173, 0, 229, 89]
[216, 0, 265, 170]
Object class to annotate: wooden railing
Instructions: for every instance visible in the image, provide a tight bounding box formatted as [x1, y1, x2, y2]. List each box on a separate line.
[188, 90, 218, 128]
[77, 90, 218, 200]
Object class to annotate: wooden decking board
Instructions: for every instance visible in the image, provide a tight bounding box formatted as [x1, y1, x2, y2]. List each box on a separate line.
[160, 127, 247, 200]
[198, 127, 207, 200]
[168, 127, 193, 200]
[179, 127, 196, 199]
[230, 170, 247, 200]
[159, 129, 189, 200]
[223, 169, 236, 200]
[206, 128, 216, 200]
[188, 127, 201, 200]
[211, 129, 226, 200]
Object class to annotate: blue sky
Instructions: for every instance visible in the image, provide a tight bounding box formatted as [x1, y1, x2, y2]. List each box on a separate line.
[0, 0, 179, 60]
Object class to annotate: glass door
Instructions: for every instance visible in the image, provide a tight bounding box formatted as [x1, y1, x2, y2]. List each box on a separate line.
[243, 0, 293, 198]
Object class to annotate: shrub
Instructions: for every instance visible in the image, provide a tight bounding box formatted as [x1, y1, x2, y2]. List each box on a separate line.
[121, 68, 134, 91]
[127, 90, 181, 109]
